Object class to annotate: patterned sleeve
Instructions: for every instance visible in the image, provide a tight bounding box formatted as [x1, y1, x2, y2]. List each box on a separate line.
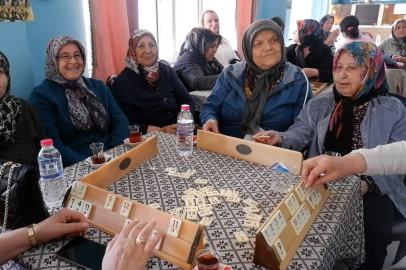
[179, 63, 219, 91]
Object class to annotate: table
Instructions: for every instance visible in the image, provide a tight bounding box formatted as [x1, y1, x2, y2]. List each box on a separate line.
[189, 90, 211, 112]
[9, 132, 365, 270]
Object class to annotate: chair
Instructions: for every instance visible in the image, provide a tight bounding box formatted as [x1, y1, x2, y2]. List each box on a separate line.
[105, 75, 117, 89]
[390, 214, 406, 265]
[386, 255, 406, 270]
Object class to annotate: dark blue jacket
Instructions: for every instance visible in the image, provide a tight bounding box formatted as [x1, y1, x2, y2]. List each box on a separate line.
[200, 61, 312, 138]
[29, 77, 128, 167]
[111, 62, 195, 135]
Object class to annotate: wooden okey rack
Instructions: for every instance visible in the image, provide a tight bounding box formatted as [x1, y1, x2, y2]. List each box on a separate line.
[253, 180, 330, 270]
[62, 136, 204, 270]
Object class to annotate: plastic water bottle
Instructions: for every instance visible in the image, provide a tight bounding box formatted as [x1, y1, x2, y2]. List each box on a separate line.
[177, 104, 194, 157]
[38, 139, 66, 211]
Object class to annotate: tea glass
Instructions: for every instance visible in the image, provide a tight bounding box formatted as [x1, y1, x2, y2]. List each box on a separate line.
[90, 142, 105, 164]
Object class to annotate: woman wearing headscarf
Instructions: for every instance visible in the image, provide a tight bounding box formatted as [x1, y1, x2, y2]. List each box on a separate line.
[173, 27, 223, 92]
[0, 51, 45, 166]
[29, 36, 128, 167]
[200, 20, 311, 139]
[111, 29, 195, 136]
[286, 19, 333, 83]
[320, 14, 339, 55]
[254, 41, 406, 270]
[378, 18, 406, 70]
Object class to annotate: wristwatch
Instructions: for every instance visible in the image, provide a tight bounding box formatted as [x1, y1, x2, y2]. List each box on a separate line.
[26, 224, 37, 246]
[276, 132, 283, 147]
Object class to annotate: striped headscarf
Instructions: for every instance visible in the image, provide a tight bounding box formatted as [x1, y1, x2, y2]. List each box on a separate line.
[45, 35, 110, 133]
[0, 51, 21, 144]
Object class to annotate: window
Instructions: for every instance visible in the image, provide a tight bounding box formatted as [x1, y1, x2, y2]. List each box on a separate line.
[138, 0, 236, 63]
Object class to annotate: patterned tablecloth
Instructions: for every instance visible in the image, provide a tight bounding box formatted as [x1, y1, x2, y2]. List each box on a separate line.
[189, 90, 211, 112]
[7, 132, 365, 270]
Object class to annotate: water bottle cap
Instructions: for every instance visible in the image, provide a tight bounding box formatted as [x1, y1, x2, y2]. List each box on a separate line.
[181, 104, 190, 110]
[40, 139, 53, 146]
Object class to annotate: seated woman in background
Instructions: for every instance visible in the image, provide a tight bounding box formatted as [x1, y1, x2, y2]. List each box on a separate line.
[254, 41, 406, 270]
[173, 27, 223, 92]
[200, 19, 312, 139]
[200, 10, 239, 67]
[335, 15, 375, 50]
[111, 29, 195, 136]
[271, 17, 284, 31]
[378, 18, 406, 69]
[0, 51, 45, 166]
[29, 36, 128, 167]
[320, 14, 339, 55]
[286, 19, 333, 83]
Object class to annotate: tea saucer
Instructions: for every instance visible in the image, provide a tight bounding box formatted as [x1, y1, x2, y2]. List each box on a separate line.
[124, 138, 143, 148]
[85, 154, 112, 168]
[192, 263, 232, 270]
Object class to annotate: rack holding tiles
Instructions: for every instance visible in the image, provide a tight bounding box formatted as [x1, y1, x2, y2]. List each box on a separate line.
[63, 181, 204, 270]
[253, 180, 330, 270]
[62, 136, 204, 270]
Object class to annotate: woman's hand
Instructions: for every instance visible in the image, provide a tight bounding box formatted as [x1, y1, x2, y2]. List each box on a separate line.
[34, 209, 89, 245]
[253, 131, 281, 145]
[202, 120, 219, 133]
[330, 28, 340, 38]
[302, 68, 319, 78]
[102, 219, 164, 270]
[392, 55, 406, 63]
[160, 124, 177, 135]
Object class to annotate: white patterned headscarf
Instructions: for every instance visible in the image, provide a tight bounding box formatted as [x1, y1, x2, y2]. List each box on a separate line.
[0, 51, 21, 144]
[126, 29, 160, 89]
[45, 35, 110, 133]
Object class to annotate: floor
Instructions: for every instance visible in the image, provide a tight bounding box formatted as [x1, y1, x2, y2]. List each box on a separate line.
[332, 241, 399, 270]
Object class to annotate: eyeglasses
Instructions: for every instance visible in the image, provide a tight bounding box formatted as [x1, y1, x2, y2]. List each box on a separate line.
[57, 54, 83, 62]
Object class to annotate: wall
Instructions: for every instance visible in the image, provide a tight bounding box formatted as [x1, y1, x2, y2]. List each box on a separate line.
[332, 0, 406, 4]
[0, 0, 87, 100]
[257, 0, 289, 43]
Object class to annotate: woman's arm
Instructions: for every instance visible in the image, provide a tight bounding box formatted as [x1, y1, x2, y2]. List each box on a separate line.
[0, 209, 88, 265]
[179, 63, 219, 91]
[324, 29, 340, 46]
[292, 70, 313, 120]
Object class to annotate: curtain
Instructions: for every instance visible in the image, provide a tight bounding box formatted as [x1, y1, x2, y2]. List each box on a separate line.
[235, 0, 259, 60]
[89, 0, 138, 82]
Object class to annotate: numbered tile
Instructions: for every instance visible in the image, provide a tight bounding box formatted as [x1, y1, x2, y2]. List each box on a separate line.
[199, 186, 211, 193]
[307, 192, 316, 209]
[184, 206, 199, 212]
[81, 202, 93, 218]
[220, 189, 228, 197]
[231, 190, 239, 198]
[168, 208, 178, 216]
[243, 219, 261, 229]
[164, 167, 177, 172]
[183, 188, 196, 195]
[208, 197, 221, 205]
[295, 181, 309, 202]
[262, 222, 278, 246]
[67, 196, 77, 210]
[198, 209, 214, 218]
[285, 193, 300, 216]
[234, 231, 249, 243]
[290, 216, 301, 235]
[182, 195, 195, 201]
[199, 217, 214, 227]
[70, 182, 88, 199]
[67, 196, 84, 212]
[186, 211, 198, 220]
[167, 217, 182, 237]
[195, 179, 208, 185]
[243, 199, 259, 206]
[195, 198, 206, 206]
[193, 190, 207, 198]
[104, 194, 117, 211]
[246, 213, 262, 222]
[225, 196, 240, 203]
[243, 206, 260, 214]
[273, 239, 287, 260]
[198, 204, 213, 210]
[152, 229, 162, 250]
[148, 203, 161, 209]
[206, 191, 220, 197]
[119, 200, 133, 218]
[176, 208, 187, 219]
[184, 199, 195, 207]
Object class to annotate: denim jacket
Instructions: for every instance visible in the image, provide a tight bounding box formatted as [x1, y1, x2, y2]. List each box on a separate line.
[282, 89, 406, 218]
[200, 61, 312, 138]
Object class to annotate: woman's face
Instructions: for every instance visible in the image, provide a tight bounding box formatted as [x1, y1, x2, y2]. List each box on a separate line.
[203, 12, 219, 34]
[0, 66, 7, 99]
[57, 43, 84, 81]
[394, 22, 406, 39]
[252, 30, 282, 70]
[334, 52, 363, 97]
[205, 39, 219, 62]
[135, 35, 158, 67]
[322, 18, 334, 33]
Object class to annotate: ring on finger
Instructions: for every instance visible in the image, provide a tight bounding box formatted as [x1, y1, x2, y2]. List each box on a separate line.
[136, 236, 146, 245]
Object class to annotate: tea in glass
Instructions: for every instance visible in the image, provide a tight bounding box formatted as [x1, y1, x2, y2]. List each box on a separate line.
[128, 125, 141, 143]
[195, 249, 220, 270]
[90, 142, 105, 164]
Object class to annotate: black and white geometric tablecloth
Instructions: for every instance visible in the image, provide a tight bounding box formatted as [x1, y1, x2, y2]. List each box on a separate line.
[189, 90, 211, 112]
[7, 132, 365, 270]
